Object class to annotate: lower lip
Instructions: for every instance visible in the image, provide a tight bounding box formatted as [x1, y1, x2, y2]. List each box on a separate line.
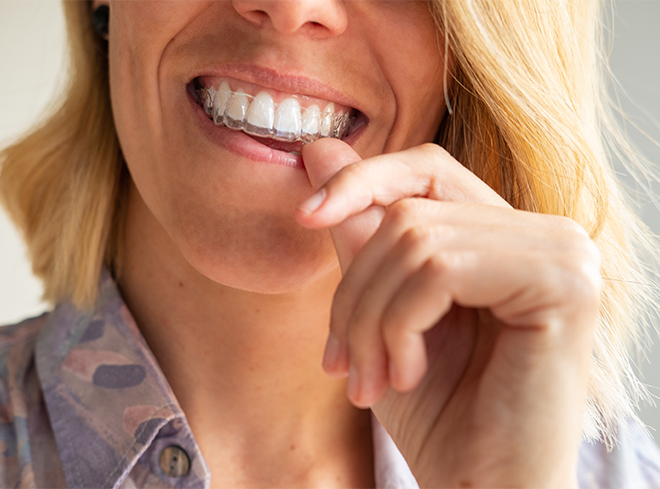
[188, 91, 307, 169]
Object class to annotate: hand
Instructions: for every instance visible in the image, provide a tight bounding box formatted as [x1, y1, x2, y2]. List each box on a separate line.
[296, 139, 600, 488]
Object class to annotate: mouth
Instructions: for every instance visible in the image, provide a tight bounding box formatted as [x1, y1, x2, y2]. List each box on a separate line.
[187, 76, 367, 155]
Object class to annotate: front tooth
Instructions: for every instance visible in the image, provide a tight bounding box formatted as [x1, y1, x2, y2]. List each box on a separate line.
[320, 103, 334, 138]
[301, 105, 321, 143]
[225, 88, 250, 129]
[274, 98, 302, 141]
[213, 81, 231, 125]
[245, 91, 275, 136]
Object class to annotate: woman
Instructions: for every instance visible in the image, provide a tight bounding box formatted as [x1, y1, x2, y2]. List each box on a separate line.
[1, 0, 659, 487]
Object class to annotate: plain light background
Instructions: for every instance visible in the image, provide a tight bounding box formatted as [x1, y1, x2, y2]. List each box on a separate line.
[1, 0, 659, 447]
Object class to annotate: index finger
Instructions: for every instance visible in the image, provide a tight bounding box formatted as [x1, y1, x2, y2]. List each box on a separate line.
[297, 142, 510, 230]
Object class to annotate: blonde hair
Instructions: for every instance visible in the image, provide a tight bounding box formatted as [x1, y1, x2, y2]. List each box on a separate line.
[0, 2, 127, 309]
[0, 0, 656, 446]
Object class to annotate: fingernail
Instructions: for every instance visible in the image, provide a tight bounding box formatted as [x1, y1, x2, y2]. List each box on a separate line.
[298, 188, 326, 215]
[322, 333, 340, 372]
[347, 365, 360, 403]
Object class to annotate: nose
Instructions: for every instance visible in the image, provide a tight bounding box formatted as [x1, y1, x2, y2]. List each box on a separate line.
[232, 0, 347, 37]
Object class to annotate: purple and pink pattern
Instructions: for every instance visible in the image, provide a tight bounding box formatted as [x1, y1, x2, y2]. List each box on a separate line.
[0, 270, 658, 488]
[1, 271, 209, 488]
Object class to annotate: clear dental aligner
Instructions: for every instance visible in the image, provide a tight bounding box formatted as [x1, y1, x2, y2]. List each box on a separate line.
[197, 83, 354, 143]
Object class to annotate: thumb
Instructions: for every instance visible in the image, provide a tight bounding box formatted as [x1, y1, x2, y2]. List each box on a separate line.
[301, 137, 360, 190]
[300, 139, 385, 274]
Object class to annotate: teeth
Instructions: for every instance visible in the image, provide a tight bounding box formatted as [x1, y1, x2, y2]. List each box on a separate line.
[203, 89, 214, 116]
[245, 91, 275, 136]
[320, 103, 334, 138]
[334, 110, 346, 138]
[198, 85, 354, 144]
[301, 105, 321, 143]
[225, 88, 250, 129]
[274, 98, 302, 141]
[213, 81, 231, 125]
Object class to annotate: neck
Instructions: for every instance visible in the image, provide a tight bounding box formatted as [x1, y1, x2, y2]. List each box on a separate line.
[117, 183, 374, 487]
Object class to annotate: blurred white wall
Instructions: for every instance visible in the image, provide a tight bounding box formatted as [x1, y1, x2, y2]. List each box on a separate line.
[0, 0, 65, 324]
[0, 0, 659, 445]
[608, 0, 660, 445]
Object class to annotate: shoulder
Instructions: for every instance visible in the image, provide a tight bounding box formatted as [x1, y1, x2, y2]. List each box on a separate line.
[0, 313, 50, 485]
[578, 418, 660, 489]
[0, 312, 48, 345]
[0, 312, 50, 414]
[0, 313, 48, 372]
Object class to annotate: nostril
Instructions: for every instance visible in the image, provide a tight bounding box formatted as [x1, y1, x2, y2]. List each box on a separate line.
[232, 0, 347, 37]
[251, 10, 270, 25]
[234, 5, 270, 28]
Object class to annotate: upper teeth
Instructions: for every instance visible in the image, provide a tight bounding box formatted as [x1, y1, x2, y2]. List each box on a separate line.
[198, 81, 353, 143]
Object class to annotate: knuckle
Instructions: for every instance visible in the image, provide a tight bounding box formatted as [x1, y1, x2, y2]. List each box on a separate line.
[342, 161, 366, 181]
[418, 142, 448, 160]
[549, 251, 602, 323]
[346, 308, 373, 347]
[425, 254, 450, 277]
[555, 216, 591, 240]
[572, 253, 602, 305]
[565, 237, 602, 297]
[386, 199, 418, 227]
[549, 218, 603, 300]
[330, 162, 363, 191]
[381, 317, 401, 349]
[580, 236, 602, 266]
[381, 306, 406, 345]
[399, 226, 430, 253]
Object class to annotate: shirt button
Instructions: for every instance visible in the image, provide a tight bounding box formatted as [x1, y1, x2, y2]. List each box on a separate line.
[159, 445, 191, 477]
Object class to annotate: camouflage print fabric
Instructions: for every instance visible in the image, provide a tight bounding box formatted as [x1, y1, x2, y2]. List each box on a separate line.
[0, 270, 658, 488]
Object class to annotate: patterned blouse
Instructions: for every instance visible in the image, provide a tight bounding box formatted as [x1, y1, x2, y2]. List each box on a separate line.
[0, 271, 659, 488]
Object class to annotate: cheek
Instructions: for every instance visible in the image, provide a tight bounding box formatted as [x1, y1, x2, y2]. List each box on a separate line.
[364, 4, 447, 150]
[109, 1, 341, 292]
[109, 1, 207, 220]
[109, 2, 206, 151]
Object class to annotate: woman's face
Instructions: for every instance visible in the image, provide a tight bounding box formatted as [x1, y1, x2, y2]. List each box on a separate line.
[106, 0, 448, 292]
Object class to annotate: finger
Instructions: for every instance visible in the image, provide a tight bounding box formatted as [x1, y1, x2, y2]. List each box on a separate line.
[300, 138, 362, 191]
[324, 201, 587, 377]
[325, 201, 532, 350]
[299, 143, 511, 230]
[326, 200, 497, 379]
[382, 257, 454, 392]
[343, 227, 438, 406]
[299, 138, 385, 274]
[323, 226, 399, 378]
[300, 139, 386, 382]
[383, 248, 589, 336]
[324, 201, 423, 377]
[345, 317, 389, 408]
[380, 243, 597, 393]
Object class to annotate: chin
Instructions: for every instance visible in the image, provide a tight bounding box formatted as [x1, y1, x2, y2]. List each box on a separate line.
[174, 219, 340, 295]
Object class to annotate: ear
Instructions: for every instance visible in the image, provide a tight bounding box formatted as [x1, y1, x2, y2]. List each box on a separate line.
[91, 1, 109, 10]
[90, 1, 111, 40]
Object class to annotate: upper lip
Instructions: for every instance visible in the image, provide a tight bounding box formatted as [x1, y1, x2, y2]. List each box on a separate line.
[187, 63, 365, 117]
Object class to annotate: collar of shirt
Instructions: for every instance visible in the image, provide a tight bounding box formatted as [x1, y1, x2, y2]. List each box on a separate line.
[34, 270, 419, 489]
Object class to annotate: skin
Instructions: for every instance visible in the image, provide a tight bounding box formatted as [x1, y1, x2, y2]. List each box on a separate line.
[95, 0, 600, 487]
